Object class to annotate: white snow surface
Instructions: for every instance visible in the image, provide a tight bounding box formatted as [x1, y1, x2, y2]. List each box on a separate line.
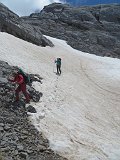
[0, 32, 120, 160]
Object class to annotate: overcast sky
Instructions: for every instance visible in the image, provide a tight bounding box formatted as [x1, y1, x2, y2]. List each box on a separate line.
[0, 0, 120, 16]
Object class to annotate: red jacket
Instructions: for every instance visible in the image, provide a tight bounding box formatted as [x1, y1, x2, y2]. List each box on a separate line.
[10, 74, 24, 84]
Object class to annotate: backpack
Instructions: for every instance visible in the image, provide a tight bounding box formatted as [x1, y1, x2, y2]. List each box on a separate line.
[57, 58, 61, 65]
[18, 69, 30, 84]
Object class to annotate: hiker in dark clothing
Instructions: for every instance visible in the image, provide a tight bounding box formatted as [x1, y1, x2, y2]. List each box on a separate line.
[55, 58, 61, 75]
[8, 70, 30, 103]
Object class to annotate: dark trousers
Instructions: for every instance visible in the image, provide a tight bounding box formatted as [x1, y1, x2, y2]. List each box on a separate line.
[15, 83, 30, 102]
[57, 65, 61, 75]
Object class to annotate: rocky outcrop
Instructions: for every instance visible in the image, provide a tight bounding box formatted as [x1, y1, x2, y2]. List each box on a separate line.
[0, 60, 66, 160]
[0, 3, 53, 47]
[0, 2, 120, 58]
[22, 3, 120, 58]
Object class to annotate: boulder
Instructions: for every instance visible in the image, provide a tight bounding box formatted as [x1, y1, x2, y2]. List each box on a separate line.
[27, 105, 37, 113]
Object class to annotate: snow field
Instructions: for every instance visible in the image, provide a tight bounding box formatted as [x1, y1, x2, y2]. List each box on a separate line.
[0, 32, 120, 160]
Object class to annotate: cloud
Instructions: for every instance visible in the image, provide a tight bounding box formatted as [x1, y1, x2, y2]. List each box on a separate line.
[0, 0, 65, 16]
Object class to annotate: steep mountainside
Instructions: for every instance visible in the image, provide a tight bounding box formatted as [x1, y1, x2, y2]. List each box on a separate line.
[22, 3, 120, 58]
[0, 3, 53, 47]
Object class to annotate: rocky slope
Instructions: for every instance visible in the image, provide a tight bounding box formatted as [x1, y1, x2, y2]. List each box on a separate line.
[0, 60, 66, 160]
[0, 3, 53, 47]
[22, 3, 120, 58]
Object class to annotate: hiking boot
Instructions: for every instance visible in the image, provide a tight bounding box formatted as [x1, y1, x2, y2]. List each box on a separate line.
[25, 99, 30, 104]
[29, 95, 33, 100]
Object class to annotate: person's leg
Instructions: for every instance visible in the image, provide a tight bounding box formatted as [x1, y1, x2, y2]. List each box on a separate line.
[57, 65, 59, 74]
[59, 65, 61, 74]
[58, 65, 61, 75]
[15, 85, 21, 101]
[21, 83, 30, 103]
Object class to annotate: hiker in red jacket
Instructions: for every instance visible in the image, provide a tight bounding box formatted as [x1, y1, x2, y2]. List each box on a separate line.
[8, 71, 30, 103]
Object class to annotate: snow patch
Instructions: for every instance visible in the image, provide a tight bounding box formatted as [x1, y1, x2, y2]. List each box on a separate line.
[0, 32, 120, 160]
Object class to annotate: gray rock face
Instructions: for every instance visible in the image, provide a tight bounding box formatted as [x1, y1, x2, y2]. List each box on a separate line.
[22, 3, 120, 58]
[0, 2, 120, 58]
[0, 3, 53, 47]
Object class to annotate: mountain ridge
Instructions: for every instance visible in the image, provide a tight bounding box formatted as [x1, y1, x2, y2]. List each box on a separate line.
[0, 2, 120, 58]
[22, 3, 120, 58]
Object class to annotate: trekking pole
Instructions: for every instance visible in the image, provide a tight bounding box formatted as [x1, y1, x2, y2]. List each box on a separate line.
[53, 60, 56, 73]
